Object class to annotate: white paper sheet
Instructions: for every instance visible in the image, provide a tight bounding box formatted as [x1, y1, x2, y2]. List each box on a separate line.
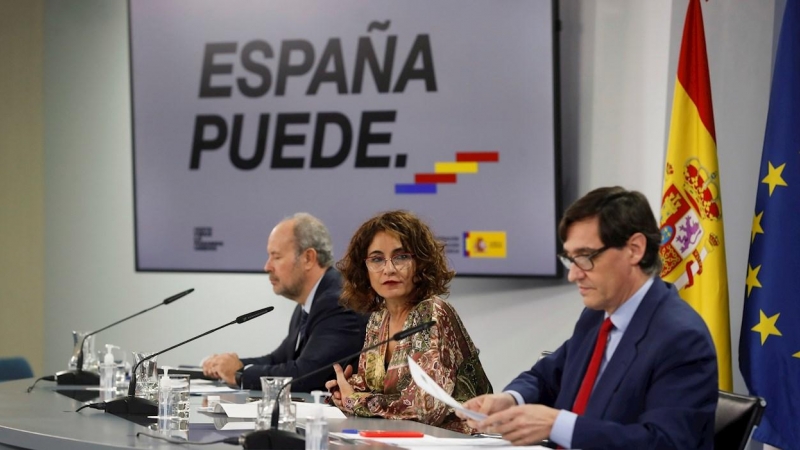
[330, 432, 538, 448]
[217, 421, 256, 431]
[407, 356, 487, 421]
[189, 385, 239, 394]
[213, 400, 343, 420]
[295, 401, 347, 420]
[217, 402, 259, 418]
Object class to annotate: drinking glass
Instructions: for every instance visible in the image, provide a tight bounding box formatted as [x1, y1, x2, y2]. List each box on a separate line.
[255, 376, 295, 432]
[132, 351, 158, 402]
[68, 331, 97, 372]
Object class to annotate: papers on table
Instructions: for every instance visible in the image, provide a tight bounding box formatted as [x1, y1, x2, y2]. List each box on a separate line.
[215, 402, 258, 418]
[188, 378, 242, 394]
[206, 400, 345, 420]
[214, 419, 256, 431]
[294, 401, 347, 420]
[407, 356, 487, 421]
[189, 384, 239, 394]
[330, 432, 544, 448]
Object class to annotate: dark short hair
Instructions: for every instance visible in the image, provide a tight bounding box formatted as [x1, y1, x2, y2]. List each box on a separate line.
[558, 186, 662, 275]
[336, 210, 455, 313]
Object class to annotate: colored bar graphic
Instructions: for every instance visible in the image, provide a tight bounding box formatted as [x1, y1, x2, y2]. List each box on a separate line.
[456, 151, 499, 162]
[435, 162, 478, 173]
[415, 173, 457, 184]
[395, 184, 437, 194]
[393, 151, 499, 196]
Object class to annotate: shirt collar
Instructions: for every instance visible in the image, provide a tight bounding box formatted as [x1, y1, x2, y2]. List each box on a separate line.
[302, 275, 323, 315]
[606, 277, 654, 333]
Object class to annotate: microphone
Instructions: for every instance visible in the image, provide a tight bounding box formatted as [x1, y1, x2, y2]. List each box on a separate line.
[79, 306, 275, 417]
[50, 288, 195, 387]
[237, 320, 436, 450]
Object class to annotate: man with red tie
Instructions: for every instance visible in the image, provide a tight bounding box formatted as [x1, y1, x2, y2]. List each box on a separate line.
[461, 187, 718, 449]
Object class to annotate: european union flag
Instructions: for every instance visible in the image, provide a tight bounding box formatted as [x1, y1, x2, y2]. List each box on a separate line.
[739, 2, 800, 449]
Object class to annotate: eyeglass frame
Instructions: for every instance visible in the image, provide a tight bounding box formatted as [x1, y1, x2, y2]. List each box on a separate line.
[557, 246, 611, 271]
[364, 253, 415, 272]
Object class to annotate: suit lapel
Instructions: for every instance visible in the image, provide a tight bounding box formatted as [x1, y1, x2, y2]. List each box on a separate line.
[585, 337, 635, 417]
[585, 280, 666, 417]
[294, 268, 333, 356]
[558, 314, 604, 410]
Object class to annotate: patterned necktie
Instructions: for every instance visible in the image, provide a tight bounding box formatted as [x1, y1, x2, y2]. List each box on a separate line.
[572, 317, 614, 415]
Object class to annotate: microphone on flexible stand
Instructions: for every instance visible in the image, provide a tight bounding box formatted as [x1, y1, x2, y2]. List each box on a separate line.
[235, 320, 437, 450]
[27, 288, 195, 391]
[77, 306, 275, 417]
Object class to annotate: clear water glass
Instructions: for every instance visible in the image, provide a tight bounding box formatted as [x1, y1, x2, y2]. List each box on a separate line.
[256, 376, 295, 432]
[133, 352, 158, 401]
[68, 331, 97, 372]
[255, 398, 297, 431]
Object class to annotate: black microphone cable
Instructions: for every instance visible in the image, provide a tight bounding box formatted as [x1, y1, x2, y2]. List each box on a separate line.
[75, 402, 107, 412]
[136, 431, 241, 446]
[26, 375, 56, 393]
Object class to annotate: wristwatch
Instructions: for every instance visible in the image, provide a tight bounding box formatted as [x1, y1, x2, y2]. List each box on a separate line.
[234, 369, 244, 388]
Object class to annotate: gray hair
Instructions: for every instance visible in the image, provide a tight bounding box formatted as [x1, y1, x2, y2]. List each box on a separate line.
[287, 213, 334, 268]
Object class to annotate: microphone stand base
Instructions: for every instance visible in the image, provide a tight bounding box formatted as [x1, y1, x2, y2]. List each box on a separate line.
[242, 430, 305, 449]
[103, 396, 158, 416]
[55, 370, 100, 386]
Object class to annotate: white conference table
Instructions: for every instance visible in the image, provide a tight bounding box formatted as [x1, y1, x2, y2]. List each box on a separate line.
[0, 378, 493, 450]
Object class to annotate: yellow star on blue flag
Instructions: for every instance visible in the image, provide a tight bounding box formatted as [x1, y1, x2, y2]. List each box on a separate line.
[739, 3, 800, 449]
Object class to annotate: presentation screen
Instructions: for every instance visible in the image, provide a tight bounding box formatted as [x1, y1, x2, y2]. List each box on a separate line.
[130, 0, 560, 277]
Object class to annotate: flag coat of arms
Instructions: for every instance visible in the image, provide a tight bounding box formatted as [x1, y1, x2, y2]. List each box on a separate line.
[659, 0, 732, 390]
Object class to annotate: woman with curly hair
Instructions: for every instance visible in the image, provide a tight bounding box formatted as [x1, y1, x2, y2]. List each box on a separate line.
[325, 210, 492, 434]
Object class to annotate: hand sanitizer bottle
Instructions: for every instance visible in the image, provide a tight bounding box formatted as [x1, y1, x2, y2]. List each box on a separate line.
[158, 368, 173, 431]
[305, 390, 330, 450]
[99, 344, 118, 392]
[98, 345, 118, 401]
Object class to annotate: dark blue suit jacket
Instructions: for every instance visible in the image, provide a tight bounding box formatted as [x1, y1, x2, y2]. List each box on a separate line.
[505, 278, 718, 449]
[240, 268, 368, 392]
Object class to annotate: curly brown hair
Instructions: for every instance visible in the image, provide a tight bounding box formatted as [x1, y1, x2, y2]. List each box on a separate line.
[336, 210, 455, 313]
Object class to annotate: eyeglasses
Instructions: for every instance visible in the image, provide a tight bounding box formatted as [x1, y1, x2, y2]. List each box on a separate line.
[558, 246, 610, 271]
[365, 253, 414, 272]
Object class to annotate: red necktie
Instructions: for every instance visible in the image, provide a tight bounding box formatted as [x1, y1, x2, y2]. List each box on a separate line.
[572, 317, 614, 415]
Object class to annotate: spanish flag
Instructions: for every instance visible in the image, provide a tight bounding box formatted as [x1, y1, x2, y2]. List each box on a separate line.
[463, 231, 506, 258]
[659, 0, 732, 390]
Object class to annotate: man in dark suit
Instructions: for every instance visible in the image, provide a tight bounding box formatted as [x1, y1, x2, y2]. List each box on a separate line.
[461, 187, 718, 449]
[202, 213, 368, 392]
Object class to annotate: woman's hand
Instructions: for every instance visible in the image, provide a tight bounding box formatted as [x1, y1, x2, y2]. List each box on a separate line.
[324, 363, 353, 407]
